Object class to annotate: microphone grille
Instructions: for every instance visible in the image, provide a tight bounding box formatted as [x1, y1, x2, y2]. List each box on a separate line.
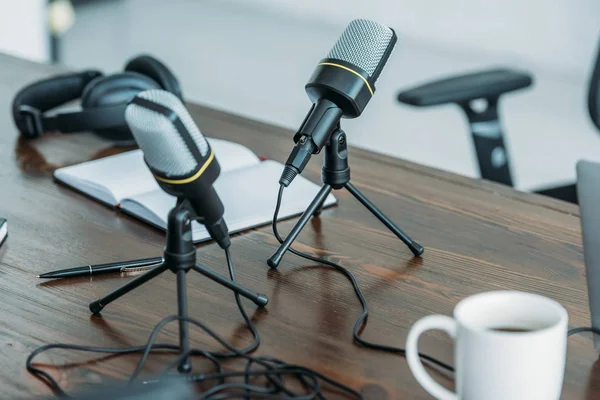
[326, 19, 395, 81]
[125, 90, 210, 177]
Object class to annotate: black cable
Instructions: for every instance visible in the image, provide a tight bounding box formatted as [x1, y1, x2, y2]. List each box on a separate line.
[273, 185, 600, 375]
[29, 186, 600, 397]
[161, 349, 224, 381]
[27, 248, 363, 399]
[216, 247, 261, 357]
[568, 326, 600, 337]
[26, 342, 181, 396]
[198, 382, 278, 399]
[125, 248, 260, 381]
[272, 184, 455, 373]
[28, 183, 441, 398]
[136, 316, 360, 399]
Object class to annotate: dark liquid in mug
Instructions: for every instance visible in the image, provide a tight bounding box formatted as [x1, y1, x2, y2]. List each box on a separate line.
[489, 327, 534, 333]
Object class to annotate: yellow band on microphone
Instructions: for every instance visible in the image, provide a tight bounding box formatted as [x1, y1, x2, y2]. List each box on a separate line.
[317, 62, 374, 95]
[155, 150, 215, 184]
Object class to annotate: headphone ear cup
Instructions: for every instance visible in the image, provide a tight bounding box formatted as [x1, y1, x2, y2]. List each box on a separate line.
[124, 54, 183, 100]
[81, 72, 161, 144]
[12, 70, 102, 139]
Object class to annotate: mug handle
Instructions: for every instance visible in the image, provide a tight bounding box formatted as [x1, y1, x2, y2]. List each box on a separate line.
[406, 315, 457, 400]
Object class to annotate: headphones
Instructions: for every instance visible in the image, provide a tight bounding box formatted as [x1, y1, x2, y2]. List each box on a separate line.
[12, 54, 182, 145]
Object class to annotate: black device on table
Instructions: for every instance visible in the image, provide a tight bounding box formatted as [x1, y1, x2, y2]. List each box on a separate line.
[396, 38, 600, 204]
[12, 54, 182, 145]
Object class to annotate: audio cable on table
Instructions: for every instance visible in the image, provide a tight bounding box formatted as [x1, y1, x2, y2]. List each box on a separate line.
[24, 184, 449, 400]
[25, 187, 600, 398]
[272, 184, 600, 366]
[271, 185, 453, 373]
[27, 247, 363, 399]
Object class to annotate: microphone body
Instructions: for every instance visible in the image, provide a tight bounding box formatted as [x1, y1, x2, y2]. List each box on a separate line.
[280, 19, 397, 186]
[125, 90, 230, 249]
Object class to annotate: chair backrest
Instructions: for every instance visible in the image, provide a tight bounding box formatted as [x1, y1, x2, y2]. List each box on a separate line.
[589, 38, 600, 131]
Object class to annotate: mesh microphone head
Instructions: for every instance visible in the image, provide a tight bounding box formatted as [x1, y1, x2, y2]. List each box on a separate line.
[125, 89, 211, 178]
[326, 19, 396, 83]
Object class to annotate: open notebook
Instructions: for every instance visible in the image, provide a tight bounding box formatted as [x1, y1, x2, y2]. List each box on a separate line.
[54, 138, 336, 242]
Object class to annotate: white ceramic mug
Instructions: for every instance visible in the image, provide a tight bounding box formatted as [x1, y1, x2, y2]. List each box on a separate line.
[406, 291, 568, 400]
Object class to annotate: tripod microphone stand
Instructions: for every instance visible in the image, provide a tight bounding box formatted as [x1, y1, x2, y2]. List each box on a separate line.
[89, 199, 268, 373]
[268, 127, 424, 269]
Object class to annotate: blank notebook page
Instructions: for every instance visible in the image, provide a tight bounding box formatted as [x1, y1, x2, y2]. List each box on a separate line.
[121, 160, 337, 241]
[53, 138, 261, 206]
[54, 150, 156, 206]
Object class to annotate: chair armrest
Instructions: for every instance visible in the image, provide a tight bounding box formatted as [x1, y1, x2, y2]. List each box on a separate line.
[397, 68, 533, 107]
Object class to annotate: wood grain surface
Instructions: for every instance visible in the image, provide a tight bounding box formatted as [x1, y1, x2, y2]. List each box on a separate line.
[0, 52, 597, 399]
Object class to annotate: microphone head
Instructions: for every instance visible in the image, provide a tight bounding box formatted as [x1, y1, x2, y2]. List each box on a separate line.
[305, 19, 397, 118]
[326, 19, 396, 83]
[125, 89, 228, 248]
[125, 89, 214, 179]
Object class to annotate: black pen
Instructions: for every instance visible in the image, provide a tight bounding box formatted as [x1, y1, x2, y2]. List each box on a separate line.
[36, 257, 164, 279]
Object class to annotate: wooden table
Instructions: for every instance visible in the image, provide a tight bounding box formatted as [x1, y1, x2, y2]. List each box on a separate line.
[0, 53, 597, 399]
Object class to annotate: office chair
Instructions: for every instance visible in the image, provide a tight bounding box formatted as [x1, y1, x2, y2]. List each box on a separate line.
[590, 39, 600, 133]
[397, 40, 600, 204]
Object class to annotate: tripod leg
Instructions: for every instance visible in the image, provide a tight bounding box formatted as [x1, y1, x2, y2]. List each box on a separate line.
[268, 184, 333, 269]
[345, 182, 424, 257]
[312, 196, 327, 218]
[192, 264, 269, 307]
[89, 263, 169, 314]
[176, 269, 192, 373]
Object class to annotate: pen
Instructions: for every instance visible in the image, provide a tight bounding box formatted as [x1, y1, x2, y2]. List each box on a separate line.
[36, 257, 164, 279]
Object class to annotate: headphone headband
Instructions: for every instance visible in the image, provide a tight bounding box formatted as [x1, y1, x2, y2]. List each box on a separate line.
[12, 54, 182, 142]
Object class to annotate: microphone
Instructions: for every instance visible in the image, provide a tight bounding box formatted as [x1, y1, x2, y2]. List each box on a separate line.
[125, 89, 230, 249]
[280, 19, 397, 187]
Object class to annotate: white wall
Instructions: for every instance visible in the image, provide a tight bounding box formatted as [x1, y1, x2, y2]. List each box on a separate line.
[0, 0, 48, 62]
[225, 0, 599, 78]
[60, 0, 600, 191]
